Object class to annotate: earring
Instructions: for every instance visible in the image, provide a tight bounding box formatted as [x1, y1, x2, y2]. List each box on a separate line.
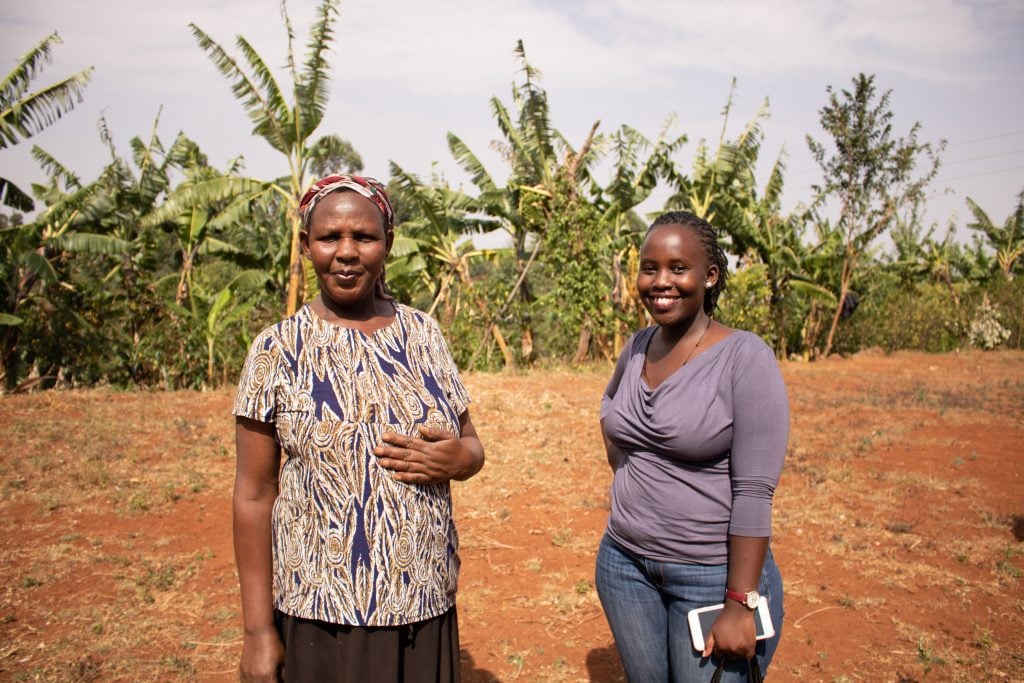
[705, 282, 712, 288]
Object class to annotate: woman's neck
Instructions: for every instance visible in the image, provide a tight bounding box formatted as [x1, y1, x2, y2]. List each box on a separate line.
[658, 312, 711, 345]
[311, 295, 396, 333]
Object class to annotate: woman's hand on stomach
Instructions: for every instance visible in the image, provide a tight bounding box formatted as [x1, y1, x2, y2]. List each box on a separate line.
[373, 413, 483, 484]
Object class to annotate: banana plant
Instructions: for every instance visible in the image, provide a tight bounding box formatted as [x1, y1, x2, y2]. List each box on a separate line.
[28, 113, 222, 385]
[139, 132, 267, 305]
[663, 85, 814, 357]
[447, 40, 599, 364]
[387, 162, 494, 321]
[1, 32, 92, 211]
[595, 120, 687, 353]
[966, 190, 1024, 280]
[190, 0, 362, 315]
[889, 217, 967, 304]
[165, 282, 256, 387]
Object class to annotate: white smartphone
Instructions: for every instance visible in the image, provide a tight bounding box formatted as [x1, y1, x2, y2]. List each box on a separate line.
[687, 596, 775, 651]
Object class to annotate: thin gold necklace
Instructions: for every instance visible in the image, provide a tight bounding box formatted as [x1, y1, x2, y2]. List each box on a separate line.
[643, 316, 713, 382]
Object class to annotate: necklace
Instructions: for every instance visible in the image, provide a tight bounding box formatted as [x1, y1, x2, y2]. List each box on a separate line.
[642, 316, 713, 383]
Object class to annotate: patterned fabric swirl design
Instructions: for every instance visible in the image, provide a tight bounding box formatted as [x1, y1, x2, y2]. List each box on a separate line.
[234, 303, 469, 626]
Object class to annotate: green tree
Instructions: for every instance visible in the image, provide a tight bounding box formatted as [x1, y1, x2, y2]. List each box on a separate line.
[447, 40, 571, 365]
[664, 86, 818, 357]
[806, 73, 942, 357]
[308, 133, 363, 180]
[190, 0, 360, 315]
[529, 127, 606, 364]
[0, 32, 92, 211]
[0, 146, 117, 389]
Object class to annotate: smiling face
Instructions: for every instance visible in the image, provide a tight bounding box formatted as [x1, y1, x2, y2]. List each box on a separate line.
[637, 223, 718, 328]
[300, 190, 393, 316]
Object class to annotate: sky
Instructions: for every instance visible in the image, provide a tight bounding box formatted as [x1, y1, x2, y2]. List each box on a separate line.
[3, 0, 1023, 243]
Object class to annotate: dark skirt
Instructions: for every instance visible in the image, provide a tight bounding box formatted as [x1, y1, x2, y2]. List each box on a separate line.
[274, 607, 461, 683]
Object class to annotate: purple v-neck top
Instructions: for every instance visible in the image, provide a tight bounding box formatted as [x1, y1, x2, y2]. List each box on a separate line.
[600, 327, 789, 564]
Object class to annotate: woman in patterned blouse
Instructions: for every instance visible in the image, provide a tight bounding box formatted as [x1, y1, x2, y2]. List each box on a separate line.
[232, 174, 485, 682]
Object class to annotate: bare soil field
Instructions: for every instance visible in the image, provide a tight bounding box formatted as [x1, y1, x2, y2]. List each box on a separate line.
[1, 349, 1022, 682]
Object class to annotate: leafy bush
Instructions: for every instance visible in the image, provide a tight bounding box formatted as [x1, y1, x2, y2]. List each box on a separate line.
[717, 263, 775, 345]
[972, 277, 1024, 349]
[968, 295, 1011, 349]
[836, 276, 965, 354]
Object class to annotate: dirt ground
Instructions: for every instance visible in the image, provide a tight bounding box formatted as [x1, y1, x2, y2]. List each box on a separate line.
[1, 349, 1022, 682]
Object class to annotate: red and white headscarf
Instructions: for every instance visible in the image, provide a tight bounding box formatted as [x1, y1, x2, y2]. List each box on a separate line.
[297, 174, 395, 229]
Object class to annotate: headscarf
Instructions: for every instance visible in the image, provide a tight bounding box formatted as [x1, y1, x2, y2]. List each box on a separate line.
[297, 174, 395, 229]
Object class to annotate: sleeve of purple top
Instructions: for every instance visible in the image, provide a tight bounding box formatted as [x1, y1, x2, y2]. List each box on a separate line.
[727, 340, 790, 537]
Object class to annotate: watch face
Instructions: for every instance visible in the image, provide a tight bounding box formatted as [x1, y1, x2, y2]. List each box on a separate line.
[744, 591, 760, 609]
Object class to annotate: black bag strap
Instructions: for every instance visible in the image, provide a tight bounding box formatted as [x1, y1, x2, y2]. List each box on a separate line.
[710, 657, 763, 683]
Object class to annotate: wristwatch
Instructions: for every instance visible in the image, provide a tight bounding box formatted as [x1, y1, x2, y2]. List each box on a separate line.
[725, 589, 760, 610]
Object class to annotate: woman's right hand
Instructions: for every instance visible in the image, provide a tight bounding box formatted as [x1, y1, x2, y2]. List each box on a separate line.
[703, 600, 757, 660]
[239, 630, 284, 682]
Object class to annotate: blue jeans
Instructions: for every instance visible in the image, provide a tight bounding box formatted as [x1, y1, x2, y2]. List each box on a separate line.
[595, 535, 783, 683]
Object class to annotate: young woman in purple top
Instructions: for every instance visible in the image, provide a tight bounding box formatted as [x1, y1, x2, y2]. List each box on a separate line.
[597, 211, 789, 681]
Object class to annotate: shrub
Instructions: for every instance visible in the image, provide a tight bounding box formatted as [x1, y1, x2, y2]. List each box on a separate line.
[836, 278, 965, 354]
[968, 295, 1011, 349]
[717, 263, 775, 345]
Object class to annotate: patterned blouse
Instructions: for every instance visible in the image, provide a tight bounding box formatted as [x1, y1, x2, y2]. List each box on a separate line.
[233, 303, 471, 626]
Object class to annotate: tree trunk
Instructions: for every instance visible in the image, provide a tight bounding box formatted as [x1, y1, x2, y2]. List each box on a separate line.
[176, 250, 194, 306]
[801, 301, 822, 360]
[571, 315, 592, 365]
[207, 337, 215, 387]
[770, 281, 786, 359]
[1, 327, 21, 391]
[822, 286, 846, 358]
[491, 324, 515, 369]
[822, 254, 854, 358]
[427, 273, 453, 318]
[285, 214, 303, 315]
[520, 327, 533, 363]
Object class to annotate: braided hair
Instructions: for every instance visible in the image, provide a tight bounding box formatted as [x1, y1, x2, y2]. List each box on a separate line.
[648, 211, 729, 316]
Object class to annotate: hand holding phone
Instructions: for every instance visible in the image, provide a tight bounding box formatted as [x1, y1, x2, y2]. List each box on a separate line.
[687, 596, 774, 652]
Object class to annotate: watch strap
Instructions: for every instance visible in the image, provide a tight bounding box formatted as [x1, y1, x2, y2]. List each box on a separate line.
[725, 589, 758, 609]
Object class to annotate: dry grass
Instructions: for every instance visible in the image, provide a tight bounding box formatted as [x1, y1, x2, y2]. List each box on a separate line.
[1, 350, 1022, 681]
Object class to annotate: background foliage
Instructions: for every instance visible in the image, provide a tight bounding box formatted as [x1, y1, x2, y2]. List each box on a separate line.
[2, 7, 1022, 391]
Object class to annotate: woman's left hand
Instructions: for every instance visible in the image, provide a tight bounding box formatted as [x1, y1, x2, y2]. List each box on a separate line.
[373, 419, 483, 484]
[703, 601, 757, 660]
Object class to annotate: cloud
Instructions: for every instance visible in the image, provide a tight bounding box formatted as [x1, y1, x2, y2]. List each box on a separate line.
[330, 0, 649, 94]
[535, 0, 1008, 84]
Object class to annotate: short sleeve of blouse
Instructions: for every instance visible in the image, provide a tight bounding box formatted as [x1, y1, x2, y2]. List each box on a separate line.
[233, 328, 283, 423]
